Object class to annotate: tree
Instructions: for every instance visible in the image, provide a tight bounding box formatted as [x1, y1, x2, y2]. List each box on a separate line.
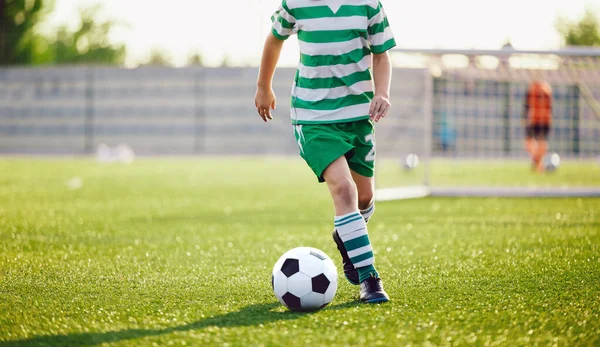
[556, 8, 600, 47]
[144, 49, 171, 66]
[48, 5, 126, 65]
[187, 52, 204, 67]
[0, 0, 45, 65]
[0, 0, 125, 65]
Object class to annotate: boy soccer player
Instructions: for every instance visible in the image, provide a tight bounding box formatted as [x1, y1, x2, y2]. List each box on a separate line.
[255, 0, 395, 303]
[523, 76, 552, 172]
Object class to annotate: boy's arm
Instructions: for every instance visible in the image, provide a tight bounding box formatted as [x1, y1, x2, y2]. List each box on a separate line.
[255, 33, 285, 122]
[370, 51, 392, 122]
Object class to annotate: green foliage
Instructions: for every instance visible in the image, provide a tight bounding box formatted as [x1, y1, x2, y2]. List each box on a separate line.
[187, 52, 204, 66]
[0, 0, 125, 65]
[556, 8, 600, 46]
[0, 158, 599, 346]
[144, 48, 172, 66]
[0, 0, 45, 64]
[48, 6, 126, 65]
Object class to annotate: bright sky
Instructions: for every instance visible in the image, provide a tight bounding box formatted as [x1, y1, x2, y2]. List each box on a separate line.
[42, 0, 597, 67]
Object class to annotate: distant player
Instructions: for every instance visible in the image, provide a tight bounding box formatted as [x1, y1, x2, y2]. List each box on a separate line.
[523, 75, 552, 172]
[255, 0, 395, 303]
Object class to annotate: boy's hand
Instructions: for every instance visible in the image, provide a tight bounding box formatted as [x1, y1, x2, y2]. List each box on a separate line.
[255, 87, 277, 122]
[370, 94, 391, 122]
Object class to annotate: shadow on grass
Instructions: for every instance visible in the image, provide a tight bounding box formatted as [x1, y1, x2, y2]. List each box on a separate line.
[5, 302, 306, 346]
[325, 299, 363, 311]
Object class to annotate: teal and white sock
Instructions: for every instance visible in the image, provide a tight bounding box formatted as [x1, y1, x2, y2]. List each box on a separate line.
[360, 203, 375, 223]
[334, 211, 379, 282]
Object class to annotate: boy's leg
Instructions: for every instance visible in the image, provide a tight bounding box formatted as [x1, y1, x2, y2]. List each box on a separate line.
[324, 156, 389, 303]
[525, 125, 538, 170]
[535, 124, 550, 172]
[346, 119, 377, 223]
[293, 124, 362, 284]
[333, 171, 374, 284]
[323, 156, 359, 216]
[535, 141, 548, 172]
[328, 157, 361, 285]
[526, 139, 537, 163]
[351, 170, 375, 223]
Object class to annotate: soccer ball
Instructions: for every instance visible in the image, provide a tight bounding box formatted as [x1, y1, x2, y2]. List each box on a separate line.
[403, 153, 419, 170]
[272, 247, 338, 311]
[543, 153, 560, 172]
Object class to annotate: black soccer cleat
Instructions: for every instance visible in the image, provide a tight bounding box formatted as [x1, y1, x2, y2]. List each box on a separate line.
[360, 276, 390, 303]
[332, 229, 360, 285]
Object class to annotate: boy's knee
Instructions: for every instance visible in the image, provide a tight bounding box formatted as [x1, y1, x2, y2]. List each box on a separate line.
[358, 192, 374, 210]
[332, 178, 357, 204]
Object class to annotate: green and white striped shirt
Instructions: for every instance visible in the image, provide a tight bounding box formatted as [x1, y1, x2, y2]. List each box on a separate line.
[271, 0, 396, 124]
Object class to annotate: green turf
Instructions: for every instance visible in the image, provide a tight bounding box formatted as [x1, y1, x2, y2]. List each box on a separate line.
[0, 158, 599, 346]
[378, 158, 600, 188]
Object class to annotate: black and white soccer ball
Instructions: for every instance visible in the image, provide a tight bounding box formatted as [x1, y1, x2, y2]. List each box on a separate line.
[272, 247, 337, 311]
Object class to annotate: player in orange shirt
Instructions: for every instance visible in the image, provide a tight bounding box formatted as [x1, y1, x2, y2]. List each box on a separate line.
[523, 76, 552, 172]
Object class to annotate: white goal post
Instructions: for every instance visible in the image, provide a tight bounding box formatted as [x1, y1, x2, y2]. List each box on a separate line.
[375, 47, 600, 200]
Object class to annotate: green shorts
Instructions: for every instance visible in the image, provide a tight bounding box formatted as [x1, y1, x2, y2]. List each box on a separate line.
[293, 119, 375, 182]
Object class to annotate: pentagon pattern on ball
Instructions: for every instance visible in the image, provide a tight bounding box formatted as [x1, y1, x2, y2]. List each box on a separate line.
[281, 258, 299, 277]
[282, 292, 301, 310]
[311, 274, 330, 294]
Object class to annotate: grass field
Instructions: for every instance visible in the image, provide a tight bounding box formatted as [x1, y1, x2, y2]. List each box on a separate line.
[377, 158, 600, 188]
[1, 158, 599, 346]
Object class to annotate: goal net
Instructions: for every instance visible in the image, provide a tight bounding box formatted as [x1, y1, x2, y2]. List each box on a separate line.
[375, 48, 600, 200]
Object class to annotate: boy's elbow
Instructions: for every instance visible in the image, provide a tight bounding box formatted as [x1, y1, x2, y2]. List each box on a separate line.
[372, 51, 391, 63]
[267, 32, 286, 45]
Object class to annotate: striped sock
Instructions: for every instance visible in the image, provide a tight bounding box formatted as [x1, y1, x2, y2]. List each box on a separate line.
[334, 211, 379, 282]
[360, 203, 375, 224]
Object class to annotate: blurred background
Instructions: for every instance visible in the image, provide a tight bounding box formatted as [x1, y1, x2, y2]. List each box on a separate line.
[2, 0, 598, 67]
[1, 0, 600, 192]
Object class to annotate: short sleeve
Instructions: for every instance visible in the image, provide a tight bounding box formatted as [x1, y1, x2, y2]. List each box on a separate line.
[271, 1, 297, 41]
[367, 2, 396, 54]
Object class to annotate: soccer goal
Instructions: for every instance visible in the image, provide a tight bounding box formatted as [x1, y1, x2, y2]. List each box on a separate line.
[376, 47, 600, 200]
